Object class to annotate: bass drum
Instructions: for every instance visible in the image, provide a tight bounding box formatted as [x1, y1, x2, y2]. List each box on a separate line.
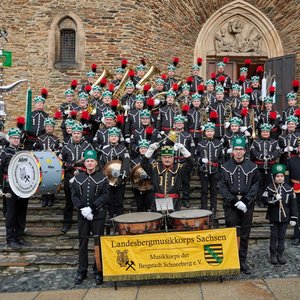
[8, 151, 64, 198]
[113, 212, 163, 235]
[169, 209, 213, 231]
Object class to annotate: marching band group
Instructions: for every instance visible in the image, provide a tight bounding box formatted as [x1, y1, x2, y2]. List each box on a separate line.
[0, 56, 299, 283]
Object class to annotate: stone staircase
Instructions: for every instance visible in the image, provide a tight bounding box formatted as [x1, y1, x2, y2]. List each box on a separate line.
[0, 176, 294, 275]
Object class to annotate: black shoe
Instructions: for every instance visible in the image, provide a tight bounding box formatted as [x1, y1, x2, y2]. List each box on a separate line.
[16, 239, 31, 246]
[291, 238, 300, 246]
[182, 200, 190, 208]
[7, 241, 21, 250]
[74, 273, 87, 285]
[95, 273, 103, 285]
[240, 262, 251, 274]
[61, 225, 71, 234]
[41, 200, 48, 207]
[256, 200, 264, 208]
[48, 201, 54, 207]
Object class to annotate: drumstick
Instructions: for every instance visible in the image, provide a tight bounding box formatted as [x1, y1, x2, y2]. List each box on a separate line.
[0, 191, 11, 198]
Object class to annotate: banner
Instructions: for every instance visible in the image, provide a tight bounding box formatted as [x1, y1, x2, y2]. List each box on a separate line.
[101, 228, 240, 281]
[0, 50, 12, 67]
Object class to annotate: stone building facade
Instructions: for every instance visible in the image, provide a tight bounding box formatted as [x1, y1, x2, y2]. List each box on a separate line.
[1, 0, 299, 128]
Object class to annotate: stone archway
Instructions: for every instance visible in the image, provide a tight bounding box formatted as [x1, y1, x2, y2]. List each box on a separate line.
[194, 0, 284, 78]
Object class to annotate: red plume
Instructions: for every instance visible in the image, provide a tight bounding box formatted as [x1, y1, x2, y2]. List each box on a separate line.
[218, 75, 225, 83]
[239, 76, 246, 85]
[292, 80, 299, 93]
[294, 109, 300, 117]
[16, 116, 25, 129]
[161, 73, 167, 80]
[186, 76, 193, 85]
[269, 86, 276, 97]
[211, 72, 216, 80]
[108, 83, 115, 92]
[111, 99, 119, 111]
[147, 98, 155, 110]
[241, 108, 248, 117]
[91, 63, 97, 73]
[128, 69, 135, 78]
[80, 111, 90, 121]
[246, 88, 253, 95]
[100, 78, 107, 87]
[121, 59, 128, 69]
[210, 111, 218, 120]
[269, 111, 277, 120]
[197, 84, 205, 94]
[145, 126, 154, 140]
[70, 110, 78, 119]
[223, 57, 229, 64]
[244, 59, 251, 67]
[53, 110, 62, 119]
[71, 80, 78, 90]
[116, 114, 124, 128]
[172, 83, 179, 91]
[172, 57, 179, 66]
[140, 57, 146, 66]
[256, 65, 264, 74]
[143, 84, 151, 93]
[84, 85, 92, 93]
[41, 88, 48, 99]
[197, 57, 203, 66]
[182, 104, 189, 116]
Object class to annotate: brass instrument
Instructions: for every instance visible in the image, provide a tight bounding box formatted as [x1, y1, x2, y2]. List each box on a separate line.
[153, 81, 183, 100]
[87, 102, 97, 115]
[113, 68, 131, 99]
[136, 65, 161, 87]
[250, 108, 256, 139]
[92, 68, 113, 88]
[199, 107, 208, 124]
[224, 101, 232, 122]
[131, 165, 152, 191]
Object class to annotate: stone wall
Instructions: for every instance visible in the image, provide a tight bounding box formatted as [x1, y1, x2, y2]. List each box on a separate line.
[1, 0, 299, 129]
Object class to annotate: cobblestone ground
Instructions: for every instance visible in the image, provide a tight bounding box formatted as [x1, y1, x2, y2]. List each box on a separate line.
[0, 240, 299, 293]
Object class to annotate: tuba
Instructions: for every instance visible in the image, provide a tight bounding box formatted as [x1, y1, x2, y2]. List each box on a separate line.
[136, 65, 160, 87]
[92, 68, 113, 88]
[113, 68, 131, 100]
[131, 165, 152, 191]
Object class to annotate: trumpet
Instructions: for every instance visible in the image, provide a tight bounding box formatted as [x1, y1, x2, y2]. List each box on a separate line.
[250, 108, 256, 139]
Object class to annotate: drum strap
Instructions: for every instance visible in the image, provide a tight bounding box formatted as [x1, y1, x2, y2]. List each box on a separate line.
[155, 193, 179, 199]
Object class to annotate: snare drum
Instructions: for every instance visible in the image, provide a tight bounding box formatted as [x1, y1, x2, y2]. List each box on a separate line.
[113, 212, 163, 235]
[8, 151, 64, 198]
[169, 209, 213, 231]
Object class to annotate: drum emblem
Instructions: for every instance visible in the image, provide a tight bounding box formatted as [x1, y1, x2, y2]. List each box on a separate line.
[204, 244, 223, 266]
[116, 250, 129, 267]
[46, 158, 52, 164]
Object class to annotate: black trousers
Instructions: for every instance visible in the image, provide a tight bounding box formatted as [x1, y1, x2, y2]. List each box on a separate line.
[200, 172, 219, 213]
[133, 189, 155, 212]
[224, 205, 254, 262]
[108, 185, 125, 218]
[293, 193, 300, 240]
[5, 188, 28, 243]
[41, 193, 55, 204]
[63, 175, 74, 226]
[77, 210, 106, 275]
[181, 167, 192, 201]
[270, 222, 288, 251]
[257, 168, 272, 202]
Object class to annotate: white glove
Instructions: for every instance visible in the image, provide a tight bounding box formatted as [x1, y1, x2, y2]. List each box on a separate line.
[135, 84, 143, 90]
[245, 130, 251, 137]
[284, 147, 289, 153]
[235, 201, 247, 213]
[281, 124, 287, 130]
[240, 126, 247, 132]
[174, 143, 179, 152]
[64, 110, 70, 115]
[275, 194, 282, 201]
[202, 158, 209, 164]
[288, 146, 293, 151]
[227, 148, 233, 154]
[125, 138, 130, 143]
[224, 122, 230, 129]
[80, 207, 92, 218]
[154, 99, 160, 107]
[86, 213, 94, 221]
[290, 221, 296, 226]
[177, 144, 191, 158]
[123, 104, 130, 111]
[0, 189, 3, 197]
[157, 133, 162, 139]
[145, 142, 160, 158]
[205, 107, 209, 112]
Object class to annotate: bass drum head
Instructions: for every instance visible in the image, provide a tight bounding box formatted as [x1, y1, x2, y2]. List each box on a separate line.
[8, 151, 41, 198]
[169, 209, 213, 219]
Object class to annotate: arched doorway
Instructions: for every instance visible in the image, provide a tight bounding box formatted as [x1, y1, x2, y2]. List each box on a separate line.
[194, 0, 284, 82]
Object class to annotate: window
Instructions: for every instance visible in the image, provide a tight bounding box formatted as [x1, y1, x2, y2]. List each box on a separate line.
[60, 29, 76, 64]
